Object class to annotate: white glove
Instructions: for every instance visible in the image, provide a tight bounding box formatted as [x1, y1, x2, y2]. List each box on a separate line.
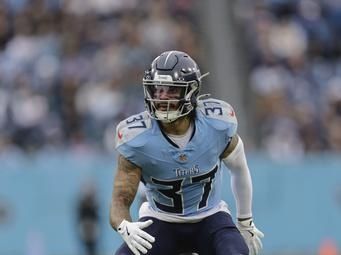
[237, 218, 264, 255]
[117, 219, 155, 255]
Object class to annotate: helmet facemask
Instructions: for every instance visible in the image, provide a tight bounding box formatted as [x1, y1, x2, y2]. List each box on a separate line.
[142, 50, 207, 123]
[143, 77, 199, 123]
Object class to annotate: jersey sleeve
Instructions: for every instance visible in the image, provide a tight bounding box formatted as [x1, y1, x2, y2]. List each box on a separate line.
[115, 111, 151, 166]
[197, 98, 238, 136]
[197, 98, 238, 154]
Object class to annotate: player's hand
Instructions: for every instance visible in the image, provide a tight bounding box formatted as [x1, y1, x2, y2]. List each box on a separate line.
[117, 219, 155, 255]
[237, 218, 264, 255]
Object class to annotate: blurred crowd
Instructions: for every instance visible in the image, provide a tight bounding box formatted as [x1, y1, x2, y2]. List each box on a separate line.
[1, 0, 340, 157]
[0, 0, 201, 154]
[235, 0, 341, 158]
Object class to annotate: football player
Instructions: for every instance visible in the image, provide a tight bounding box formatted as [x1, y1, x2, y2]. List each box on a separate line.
[110, 51, 264, 255]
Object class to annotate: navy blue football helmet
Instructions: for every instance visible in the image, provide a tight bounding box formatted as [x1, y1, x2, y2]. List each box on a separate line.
[143, 51, 207, 122]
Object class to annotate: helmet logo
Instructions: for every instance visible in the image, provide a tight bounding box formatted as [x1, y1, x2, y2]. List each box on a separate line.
[154, 74, 173, 82]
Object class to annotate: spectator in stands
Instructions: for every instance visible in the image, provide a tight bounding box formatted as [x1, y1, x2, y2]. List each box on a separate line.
[0, 0, 202, 154]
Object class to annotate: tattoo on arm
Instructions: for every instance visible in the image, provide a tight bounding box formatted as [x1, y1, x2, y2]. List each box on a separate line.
[110, 155, 141, 230]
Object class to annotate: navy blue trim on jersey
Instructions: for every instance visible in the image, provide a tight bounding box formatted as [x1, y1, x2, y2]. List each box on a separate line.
[140, 176, 146, 185]
[189, 122, 196, 141]
[219, 136, 233, 159]
[157, 120, 196, 149]
[159, 126, 179, 148]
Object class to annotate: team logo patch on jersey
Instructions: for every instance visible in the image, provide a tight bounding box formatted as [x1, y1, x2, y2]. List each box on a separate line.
[228, 108, 235, 117]
[174, 165, 200, 177]
[117, 131, 123, 140]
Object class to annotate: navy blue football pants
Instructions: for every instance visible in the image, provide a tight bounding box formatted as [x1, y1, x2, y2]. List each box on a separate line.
[115, 212, 249, 255]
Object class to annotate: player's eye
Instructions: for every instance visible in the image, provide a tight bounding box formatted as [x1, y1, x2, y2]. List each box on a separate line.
[168, 87, 182, 94]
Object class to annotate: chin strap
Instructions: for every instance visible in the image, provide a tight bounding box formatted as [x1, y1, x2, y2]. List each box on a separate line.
[199, 72, 210, 80]
[197, 94, 211, 100]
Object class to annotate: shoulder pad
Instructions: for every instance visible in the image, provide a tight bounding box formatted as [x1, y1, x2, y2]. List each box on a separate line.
[197, 98, 238, 130]
[115, 111, 152, 148]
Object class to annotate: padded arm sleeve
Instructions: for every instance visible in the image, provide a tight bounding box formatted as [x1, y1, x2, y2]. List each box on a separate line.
[222, 137, 253, 219]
